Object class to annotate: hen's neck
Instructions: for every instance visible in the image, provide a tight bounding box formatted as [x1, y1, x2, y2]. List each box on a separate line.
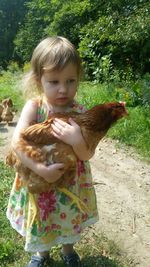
[76, 108, 113, 133]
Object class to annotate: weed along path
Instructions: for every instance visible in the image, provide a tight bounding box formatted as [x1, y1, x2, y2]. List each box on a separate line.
[0, 121, 150, 267]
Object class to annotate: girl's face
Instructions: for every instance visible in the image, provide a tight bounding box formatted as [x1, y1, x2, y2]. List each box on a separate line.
[40, 63, 78, 108]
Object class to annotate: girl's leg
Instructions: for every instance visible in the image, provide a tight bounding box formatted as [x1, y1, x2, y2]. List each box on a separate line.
[62, 244, 74, 255]
[61, 244, 82, 267]
[36, 251, 49, 257]
[27, 251, 51, 267]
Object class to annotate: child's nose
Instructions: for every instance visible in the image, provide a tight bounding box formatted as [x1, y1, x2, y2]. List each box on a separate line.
[59, 83, 67, 93]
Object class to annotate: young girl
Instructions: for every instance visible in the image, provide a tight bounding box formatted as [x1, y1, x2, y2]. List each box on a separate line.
[6, 36, 99, 267]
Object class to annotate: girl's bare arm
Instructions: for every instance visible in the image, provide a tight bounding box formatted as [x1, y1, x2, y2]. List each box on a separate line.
[12, 100, 64, 183]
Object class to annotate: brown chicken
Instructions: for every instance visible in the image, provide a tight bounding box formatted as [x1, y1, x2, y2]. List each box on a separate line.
[2, 98, 13, 108]
[1, 105, 14, 123]
[1, 98, 14, 123]
[6, 102, 127, 194]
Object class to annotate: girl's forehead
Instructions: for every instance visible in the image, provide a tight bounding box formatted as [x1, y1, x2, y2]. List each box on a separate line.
[43, 63, 78, 77]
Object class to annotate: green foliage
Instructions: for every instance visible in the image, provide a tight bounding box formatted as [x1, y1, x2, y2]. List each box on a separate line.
[45, 0, 95, 46]
[14, 0, 52, 62]
[0, 161, 28, 267]
[0, 68, 24, 111]
[79, 74, 150, 109]
[79, 0, 150, 81]
[77, 231, 132, 267]
[0, 161, 15, 264]
[0, 0, 27, 68]
[114, 74, 150, 108]
[77, 82, 117, 108]
[139, 74, 150, 107]
[1, 0, 149, 81]
[108, 106, 150, 158]
[0, 241, 15, 261]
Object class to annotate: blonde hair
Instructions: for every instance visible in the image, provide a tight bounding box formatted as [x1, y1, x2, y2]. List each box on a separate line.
[23, 36, 82, 97]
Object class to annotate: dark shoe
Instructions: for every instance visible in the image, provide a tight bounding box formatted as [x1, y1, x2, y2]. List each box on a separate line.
[26, 255, 53, 267]
[61, 251, 82, 267]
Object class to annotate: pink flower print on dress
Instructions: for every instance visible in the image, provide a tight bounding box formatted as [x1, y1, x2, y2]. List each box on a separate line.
[81, 213, 88, 221]
[68, 177, 76, 186]
[45, 225, 51, 232]
[38, 190, 57, 221]
[77, 160, 85, 176]
[60, 212, 67, 220]
[73, 224, 81, 234]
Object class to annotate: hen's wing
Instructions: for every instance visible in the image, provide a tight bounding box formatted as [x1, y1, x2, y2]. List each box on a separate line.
[21, 118, 56, 145]
[81, 127, 106, 153]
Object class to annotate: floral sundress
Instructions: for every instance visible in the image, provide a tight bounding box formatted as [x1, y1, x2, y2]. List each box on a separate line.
[6, 99, 99, 252]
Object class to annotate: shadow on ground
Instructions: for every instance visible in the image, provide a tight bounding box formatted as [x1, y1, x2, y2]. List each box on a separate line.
[52, 255, 120, 267]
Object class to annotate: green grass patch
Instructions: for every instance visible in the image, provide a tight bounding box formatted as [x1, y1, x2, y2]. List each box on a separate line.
[78, 82, 117, 108]
[0, 71, 24, 111]
[108, 107, 150, 159]
[0, 161, 26, 267]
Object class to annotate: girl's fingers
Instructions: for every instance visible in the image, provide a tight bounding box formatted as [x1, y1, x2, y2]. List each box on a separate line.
[68, 118, 78, 127]
[53, 118, 69, 128]
[54, 163, 65, 170]
[51, 130, 60, 138]
[51, 123, 60, 132]
[52, 120, 69, 134]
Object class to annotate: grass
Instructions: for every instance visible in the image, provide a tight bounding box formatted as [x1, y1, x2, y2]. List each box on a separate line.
[108, 106, 150, 159]
[0, 70, 24, 112]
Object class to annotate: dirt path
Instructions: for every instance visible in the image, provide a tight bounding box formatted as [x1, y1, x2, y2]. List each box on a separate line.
[0, 121, 150, 267]
[0, 120, 17, 160]
[91, 140, 150, 267]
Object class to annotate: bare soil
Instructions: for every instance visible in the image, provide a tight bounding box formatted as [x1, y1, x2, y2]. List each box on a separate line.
[0, 120, 150, 267]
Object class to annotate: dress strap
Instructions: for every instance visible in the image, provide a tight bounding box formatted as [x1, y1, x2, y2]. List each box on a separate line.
[35, 97, 48, 123]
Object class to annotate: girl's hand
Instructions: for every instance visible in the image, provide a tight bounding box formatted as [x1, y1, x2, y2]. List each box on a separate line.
[51, 118, 83, 146]
[35, 162, 65, 183]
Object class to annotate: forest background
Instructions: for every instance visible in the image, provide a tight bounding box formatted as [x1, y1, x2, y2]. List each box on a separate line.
[0, 0, 150, 81]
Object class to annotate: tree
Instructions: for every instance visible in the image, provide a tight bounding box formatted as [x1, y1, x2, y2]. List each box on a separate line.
[0, 0, 27, 68]
[1, 0, 150, 79]
[79, 0, 150, 80]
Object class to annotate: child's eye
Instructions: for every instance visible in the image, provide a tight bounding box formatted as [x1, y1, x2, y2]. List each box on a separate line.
[48, 80, 58, 85]
[67, 79, 76, 84]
